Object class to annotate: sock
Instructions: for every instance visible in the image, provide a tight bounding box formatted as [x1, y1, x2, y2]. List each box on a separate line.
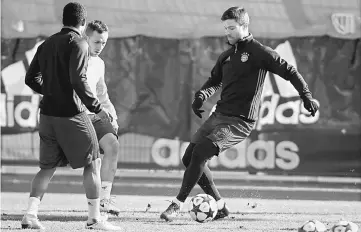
[87, 198, 101, 221]
[176, 138, 218, 202]
[100, 181, 112, 200]
[26, 197, 41, 216]
[217, 199, 225, 209]
[173, 197, 184, 209]
[197, 166, 222, 200]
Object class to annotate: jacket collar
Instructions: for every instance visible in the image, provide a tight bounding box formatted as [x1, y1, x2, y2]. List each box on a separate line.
[61, 26, 82, 36]
[226, 33, 253, 46]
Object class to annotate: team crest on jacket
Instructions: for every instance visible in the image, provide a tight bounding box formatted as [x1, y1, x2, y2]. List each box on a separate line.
[240, 52, 249, 62]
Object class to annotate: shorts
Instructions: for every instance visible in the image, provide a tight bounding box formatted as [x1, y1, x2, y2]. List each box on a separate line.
[39, 112, 100, 169]
[88, 114, 118, 141]
[191, 112, 255, 153]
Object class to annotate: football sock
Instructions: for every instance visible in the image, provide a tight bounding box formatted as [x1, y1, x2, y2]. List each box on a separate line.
[87, 198, 101, 220]
[100, 181, 112, 200]
[176, 139, 218, 202]
[26, 197, 40, 216]
[197, 166, 222, 201]
[217, 199, 225, 209]
[182, 143, 222, 201]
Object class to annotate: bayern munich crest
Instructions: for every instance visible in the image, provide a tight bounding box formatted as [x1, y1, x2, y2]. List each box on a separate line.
[240, 52, 249, 62]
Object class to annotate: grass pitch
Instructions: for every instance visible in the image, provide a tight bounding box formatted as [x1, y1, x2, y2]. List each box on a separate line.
[1, 193, 360, 232]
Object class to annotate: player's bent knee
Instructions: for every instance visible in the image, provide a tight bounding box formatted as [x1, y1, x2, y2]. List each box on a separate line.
[182, 143, 196, 167]
[99, 133, 119, 156]
[192, 138, 219, 163]
[92, 157, 102, 168]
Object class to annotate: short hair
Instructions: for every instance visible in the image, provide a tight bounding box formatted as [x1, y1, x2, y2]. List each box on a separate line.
[85, 20, 109, 36]
[62, 2, 87, 27]
[221, 7, 250, 26]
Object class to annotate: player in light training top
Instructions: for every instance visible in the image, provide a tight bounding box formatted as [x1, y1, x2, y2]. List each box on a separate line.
[160, 6, 319, 222]
[21, 2, 122, 231]
[84, 20, 121, 216]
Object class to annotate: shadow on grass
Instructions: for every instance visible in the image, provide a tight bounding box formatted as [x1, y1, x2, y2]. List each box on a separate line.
[1, 214, 86, 222]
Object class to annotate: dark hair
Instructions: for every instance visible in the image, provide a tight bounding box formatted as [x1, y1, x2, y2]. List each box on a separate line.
[62, 2, 87, 27]
[85, 20, 109, 35]
[221, 7, 249, 26]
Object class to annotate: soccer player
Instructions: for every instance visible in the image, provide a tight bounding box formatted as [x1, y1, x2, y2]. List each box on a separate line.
[160, 6, 319, 222]
[21, 2, 122, 231]
[84, 20, 121, 216]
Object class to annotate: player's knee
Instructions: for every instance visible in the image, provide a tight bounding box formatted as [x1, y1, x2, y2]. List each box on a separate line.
[86, 157, 101, 174]
[181, 143, 196, 167]
[192, 138, 219, 164]
[101, 135, 119, 157]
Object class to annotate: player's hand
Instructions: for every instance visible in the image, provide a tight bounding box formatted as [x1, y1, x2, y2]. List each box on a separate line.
[303, 98, 319, 117]
[192, 97, 205, 118]
[97, 108, 112, 122]
[111, 119, 119, 134]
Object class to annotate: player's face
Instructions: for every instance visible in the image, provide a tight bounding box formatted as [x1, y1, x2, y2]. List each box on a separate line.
[87, 31, 108, 57]
[223, 19, 247, 45]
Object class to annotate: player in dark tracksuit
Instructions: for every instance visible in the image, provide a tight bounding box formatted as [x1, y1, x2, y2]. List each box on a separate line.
[21, 2, 121, 231]
[160, 7, 319, 222]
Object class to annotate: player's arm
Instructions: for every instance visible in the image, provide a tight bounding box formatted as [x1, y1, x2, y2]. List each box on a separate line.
[196, 59, 223, 102]
[192, 58, 223, 118]
[25, 46, 43, 94]
[69, 39, 102, 114]
[260, 45, 312, 99]
[96, 62, 117, 120]
[260, 45, 319, 116]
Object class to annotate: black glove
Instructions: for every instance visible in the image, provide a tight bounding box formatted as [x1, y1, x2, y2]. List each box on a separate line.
[302, 97, 319, 117]
[192, 97, 205, 118]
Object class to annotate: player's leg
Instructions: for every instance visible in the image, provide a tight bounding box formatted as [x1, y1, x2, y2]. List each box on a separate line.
[90, 114, 120, 216]
[21, 114, 67, 230]
[181, 143, 222, 200]
[99, 134, 120, 215]
[160, 137, 218, 221]
[55, 112, 122, 231]
[182, 143, 229, 220]
[206, 113, 255, 220]
[161, 112, 255, 222]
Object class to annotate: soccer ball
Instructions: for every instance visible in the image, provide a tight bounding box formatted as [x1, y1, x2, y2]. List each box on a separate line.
[298, 220, 327, 232]
[331, 221, 359, 232]
[188, 194, 218, 223]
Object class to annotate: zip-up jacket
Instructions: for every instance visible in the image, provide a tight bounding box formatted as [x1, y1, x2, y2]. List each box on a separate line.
[25, 27, 102, 117]
[195, 34, 312, 121]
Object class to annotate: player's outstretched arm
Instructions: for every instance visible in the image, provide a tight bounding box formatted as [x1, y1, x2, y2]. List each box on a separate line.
[25, 46, 43, 94]
[260, 46, 319, 116]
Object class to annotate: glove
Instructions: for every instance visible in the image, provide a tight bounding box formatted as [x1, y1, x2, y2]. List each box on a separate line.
[302, 97, 319, 117]
[192, 97, 205, 118]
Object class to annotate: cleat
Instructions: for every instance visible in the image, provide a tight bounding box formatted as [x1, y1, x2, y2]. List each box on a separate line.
[213, 203, 230, 220]
[160, 202, 180, 222]
[21, 214, 45, 230]
[100, 197, 121, 217]
[85, 215, 123, 231]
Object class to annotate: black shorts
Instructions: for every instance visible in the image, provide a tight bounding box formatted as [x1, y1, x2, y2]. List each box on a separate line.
[88, 114, 117, 141]
[191, 112, 255, 153]
[38, 112, 100, 169]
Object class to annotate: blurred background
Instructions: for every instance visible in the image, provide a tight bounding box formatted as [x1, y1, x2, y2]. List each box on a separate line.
[1, 0, 361, 200]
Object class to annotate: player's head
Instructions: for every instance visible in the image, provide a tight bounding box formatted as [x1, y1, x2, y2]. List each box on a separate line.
[62, 2, 87, 32]
[221, 7, 250, 45]
[85, 20, 109, 57]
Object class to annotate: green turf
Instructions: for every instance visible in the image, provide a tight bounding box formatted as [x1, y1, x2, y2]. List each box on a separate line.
[1, 193, 360, 232]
